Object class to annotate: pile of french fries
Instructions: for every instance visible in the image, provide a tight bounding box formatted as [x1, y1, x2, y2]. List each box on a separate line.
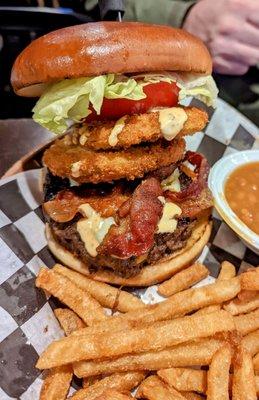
[35, 261, 259, 400]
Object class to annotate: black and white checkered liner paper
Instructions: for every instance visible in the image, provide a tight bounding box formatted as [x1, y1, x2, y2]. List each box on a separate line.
[0, 98, 259, 399]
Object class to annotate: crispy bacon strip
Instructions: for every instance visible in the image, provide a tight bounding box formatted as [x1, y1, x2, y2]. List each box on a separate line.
[165, 152, 210, 203]
[179, 188, 213, 218]
[100, 178, 163, 259]
[43, 189, 129, 222]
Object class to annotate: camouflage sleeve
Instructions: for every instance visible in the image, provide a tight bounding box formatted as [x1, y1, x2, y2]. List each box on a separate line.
[124, 0, 197, 28]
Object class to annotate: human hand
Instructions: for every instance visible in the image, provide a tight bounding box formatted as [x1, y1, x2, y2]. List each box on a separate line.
[183, 0, 259, 75]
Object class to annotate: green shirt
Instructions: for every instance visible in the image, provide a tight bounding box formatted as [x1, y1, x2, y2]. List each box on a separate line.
[124, 0, 196, 27]
[85, 0, 196, 27]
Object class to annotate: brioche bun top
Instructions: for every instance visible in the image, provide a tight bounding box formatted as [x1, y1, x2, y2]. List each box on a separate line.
[11, 21, 212, 97]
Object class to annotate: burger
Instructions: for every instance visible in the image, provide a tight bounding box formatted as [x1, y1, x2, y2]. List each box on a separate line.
[11, 22, 218, 286]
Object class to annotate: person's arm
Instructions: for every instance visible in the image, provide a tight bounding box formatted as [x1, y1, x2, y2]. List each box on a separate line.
[124, 0, 196, 28]
[183, 0, 259, 75]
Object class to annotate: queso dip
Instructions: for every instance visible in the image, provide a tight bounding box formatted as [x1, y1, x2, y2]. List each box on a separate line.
[224, 162, 259, 235]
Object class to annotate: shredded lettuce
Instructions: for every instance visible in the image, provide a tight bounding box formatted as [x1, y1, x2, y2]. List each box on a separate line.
[174, 73, 218, 108]
[133, 72, 218, 108]
[32, 74, 146, 134]
[32, 72, 218, 134]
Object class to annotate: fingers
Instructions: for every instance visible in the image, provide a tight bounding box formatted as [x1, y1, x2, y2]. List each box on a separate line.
[213, 57, 249, 75]
[218, 17, 259, 48]
[229, 41, 259, 65]
[245, 0, 259, 29]
[183, 0, 259, 75]
[242, 22, 259, 46]
[210, 37, 259, 66]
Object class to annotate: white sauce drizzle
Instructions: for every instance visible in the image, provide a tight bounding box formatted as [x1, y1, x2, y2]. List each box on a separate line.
[157, 202, 182, 234]
[108, 116, 127, 146]
[151, 107, 188, 140]
[77, 204, 115, 257]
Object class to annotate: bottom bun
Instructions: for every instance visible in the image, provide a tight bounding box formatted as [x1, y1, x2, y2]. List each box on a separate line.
[45, 214, 212, 287]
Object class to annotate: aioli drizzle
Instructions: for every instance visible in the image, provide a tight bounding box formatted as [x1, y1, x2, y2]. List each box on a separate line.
[108, 116, 127, 146]
[158, 107, 187, 140]
[77, 204, 115, 257]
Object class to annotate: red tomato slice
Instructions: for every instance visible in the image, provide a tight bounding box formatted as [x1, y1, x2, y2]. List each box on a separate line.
[86, 81, 179, 121]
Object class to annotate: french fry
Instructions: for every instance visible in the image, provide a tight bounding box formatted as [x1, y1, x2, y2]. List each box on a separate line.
[240, 269, 259, 291]
[83, 376, 102, 388]
[242, 329, 259, 356]
[223, 294, 259, 316]
[232, 345, 257, 400]
[53, 264, 145, 313]
[184, 392, 204, 400]
[256, 376, 259, 395]
[40, 309, 84, 399]
[152, 368, 259, 400]
[71, 320, 141, 337]
[158, 367, 207, 394]
[93, 390, 133, 400]
[195, 261, 236, 315]
[39, 365, 73, 400]
[70, 277, 240, 338]
[218, 261, 236, 280]
[237, 290, 258, 302]
[73, 338, 224, 378]
[253, 353, 259, 372]
[158, 263, 209, 297]
[234, 309, 259, 335]
[54, 308, 86, 335]
[136, 375, 186, 400]
[195, 304, 221, 315]
[207, 344, 232, 400]
[36, 268, 107, 325]
[69, 372, 145, 400]
[37, 311, 234, 369]
[54, 309, 103, 391]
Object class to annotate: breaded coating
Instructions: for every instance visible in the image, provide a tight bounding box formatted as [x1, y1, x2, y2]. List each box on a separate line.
[43, 138, 185, 184]
[71, 107, 208, 150]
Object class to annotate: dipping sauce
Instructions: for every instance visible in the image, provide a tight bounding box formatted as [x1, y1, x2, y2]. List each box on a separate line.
[224, 162, 259, 235]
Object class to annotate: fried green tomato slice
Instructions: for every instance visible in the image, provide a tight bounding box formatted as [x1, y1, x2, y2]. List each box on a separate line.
[69, 107, 208, 151]
[43, 138, 185, 184]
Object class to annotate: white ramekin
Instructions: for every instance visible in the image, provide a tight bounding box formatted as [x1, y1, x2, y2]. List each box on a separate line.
[209, 150, 259, 255]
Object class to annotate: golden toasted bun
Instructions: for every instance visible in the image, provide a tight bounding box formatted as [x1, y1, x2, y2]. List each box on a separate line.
[11, 22, 212, 97]
[45, 214, 212, 287]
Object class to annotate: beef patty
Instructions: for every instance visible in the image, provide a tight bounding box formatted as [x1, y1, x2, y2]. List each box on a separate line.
[44, 165, 197, 278]
[50, 217, 195, 278]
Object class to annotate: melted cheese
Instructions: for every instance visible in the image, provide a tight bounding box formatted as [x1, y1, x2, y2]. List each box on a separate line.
[108, 116, 127, 146]
[77, 204, 115, 257]
[161, 168, 181, 193]
[158, 107, 187, 140]
[157, 202, 182, 234]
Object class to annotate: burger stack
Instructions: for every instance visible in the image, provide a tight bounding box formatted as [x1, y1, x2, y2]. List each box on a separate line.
[11, 22, 218, 286]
